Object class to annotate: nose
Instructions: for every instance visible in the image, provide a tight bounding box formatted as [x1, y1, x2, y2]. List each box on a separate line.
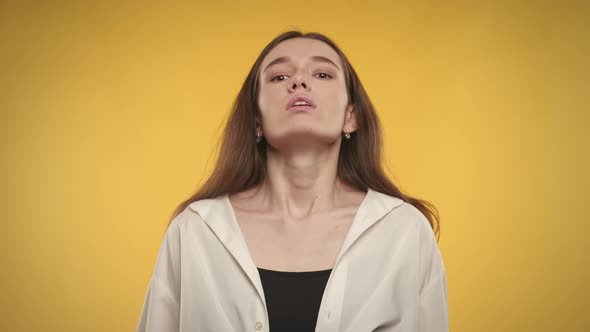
[288, 75, 309, 92]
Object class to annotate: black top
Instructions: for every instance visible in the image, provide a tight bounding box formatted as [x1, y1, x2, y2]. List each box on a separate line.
[257, 267, 332, 332]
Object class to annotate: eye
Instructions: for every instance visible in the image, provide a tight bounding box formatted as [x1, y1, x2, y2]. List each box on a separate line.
[270, 74, 289, 82]
[315, 72, 332, 79]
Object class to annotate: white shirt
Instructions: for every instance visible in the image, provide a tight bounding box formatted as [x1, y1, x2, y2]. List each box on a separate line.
[137, 188, 449, 331]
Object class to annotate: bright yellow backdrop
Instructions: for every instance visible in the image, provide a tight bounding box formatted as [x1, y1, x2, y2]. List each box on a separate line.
[1, 1, 588, 331]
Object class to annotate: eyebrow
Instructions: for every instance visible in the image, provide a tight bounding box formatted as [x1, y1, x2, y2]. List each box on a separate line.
[262, 55, 341, 73]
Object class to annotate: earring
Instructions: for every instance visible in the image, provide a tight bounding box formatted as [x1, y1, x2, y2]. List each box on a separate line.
[256, 134, 263, 143]
[344, 131, 351, 139]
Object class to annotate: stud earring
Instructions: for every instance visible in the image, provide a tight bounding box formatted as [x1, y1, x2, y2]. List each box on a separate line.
[256, 134, 263, 143]
[344, 131, 351, 139]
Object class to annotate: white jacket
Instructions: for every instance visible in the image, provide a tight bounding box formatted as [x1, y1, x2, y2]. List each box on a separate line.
[137, 188, 448, 331]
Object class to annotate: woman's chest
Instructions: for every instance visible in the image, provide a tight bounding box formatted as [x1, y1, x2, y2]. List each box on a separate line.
[234, 209, 356, 271]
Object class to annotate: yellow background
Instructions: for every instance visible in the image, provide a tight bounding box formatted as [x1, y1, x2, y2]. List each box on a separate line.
[1, 1, 588, 331]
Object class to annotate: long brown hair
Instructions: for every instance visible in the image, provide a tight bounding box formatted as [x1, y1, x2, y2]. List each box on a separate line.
[169, 30, 441, 241]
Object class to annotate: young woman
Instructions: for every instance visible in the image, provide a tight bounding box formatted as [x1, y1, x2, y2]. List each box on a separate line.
[137, 31, 448, 332]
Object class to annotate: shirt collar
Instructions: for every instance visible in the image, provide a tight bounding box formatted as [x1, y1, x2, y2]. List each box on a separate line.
[188, 187, 404, 248]
[188, 187, 404, 302]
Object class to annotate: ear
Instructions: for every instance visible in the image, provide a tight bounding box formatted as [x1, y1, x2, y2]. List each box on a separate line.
[343, 104, 357, 133]
[255, 116, 263, 136]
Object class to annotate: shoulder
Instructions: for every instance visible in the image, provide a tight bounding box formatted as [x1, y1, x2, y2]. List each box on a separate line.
[387, 198, 441, 267]
[377, 194, 443, 266]
[396, 201, 431, 230]
[373, 191, 432, 235]
[165, 195, 225, 232]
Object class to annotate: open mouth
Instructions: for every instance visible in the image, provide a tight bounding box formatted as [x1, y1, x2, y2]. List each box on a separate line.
[287, 95, 316, 111]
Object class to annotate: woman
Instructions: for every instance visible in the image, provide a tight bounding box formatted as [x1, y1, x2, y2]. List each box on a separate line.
[137, 31, 448, 332]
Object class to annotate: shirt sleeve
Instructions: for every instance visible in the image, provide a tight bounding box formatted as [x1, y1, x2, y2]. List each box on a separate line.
[137, 218, 183, 332]
[417, 214, 449, 332]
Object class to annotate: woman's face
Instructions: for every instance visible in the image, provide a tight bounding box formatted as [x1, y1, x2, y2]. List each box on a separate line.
[257, 38, 355, 149]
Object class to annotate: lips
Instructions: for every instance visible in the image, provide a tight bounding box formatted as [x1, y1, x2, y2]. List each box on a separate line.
[286, 94, 317, 111]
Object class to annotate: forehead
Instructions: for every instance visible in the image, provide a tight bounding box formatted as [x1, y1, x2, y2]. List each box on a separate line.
[260, 38, 342, 70]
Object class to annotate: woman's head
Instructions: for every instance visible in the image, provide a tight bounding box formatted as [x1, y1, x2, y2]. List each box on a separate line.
[255, 37, 356, 150]
[244, 31, 369, 154]
[170, 30, 440, 240]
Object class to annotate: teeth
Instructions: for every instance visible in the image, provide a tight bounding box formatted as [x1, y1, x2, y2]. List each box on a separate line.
[293, 101, 309, 106]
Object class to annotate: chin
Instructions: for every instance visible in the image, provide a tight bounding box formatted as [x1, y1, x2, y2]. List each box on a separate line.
[267, 131, 341, 147]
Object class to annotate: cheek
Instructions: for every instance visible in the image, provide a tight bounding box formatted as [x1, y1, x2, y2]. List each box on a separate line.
[323, 79, 348, 102]
[257, 85, 280, 113]
[323, 88, 349, 113]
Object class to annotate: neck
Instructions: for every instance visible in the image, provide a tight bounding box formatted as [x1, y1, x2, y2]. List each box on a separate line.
[256, 146, 348, 221]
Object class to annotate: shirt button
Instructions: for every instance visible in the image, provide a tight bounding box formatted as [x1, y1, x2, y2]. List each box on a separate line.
[255, 321, 263, 330]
